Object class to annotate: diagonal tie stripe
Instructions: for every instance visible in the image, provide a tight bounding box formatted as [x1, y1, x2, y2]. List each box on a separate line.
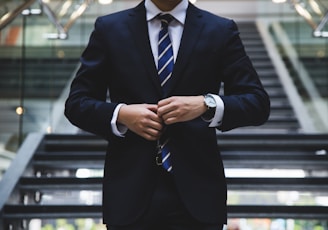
[158, 55, 173, 76]
[160, 140, 172, 172]
[157, 14, 174, 172]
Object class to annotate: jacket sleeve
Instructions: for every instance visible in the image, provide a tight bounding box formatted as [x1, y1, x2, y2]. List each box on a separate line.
[64, 17, 119, 140]
[218, 20, 270, 131]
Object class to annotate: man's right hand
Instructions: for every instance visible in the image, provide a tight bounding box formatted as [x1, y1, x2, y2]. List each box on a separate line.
[117, 104, 164, 141]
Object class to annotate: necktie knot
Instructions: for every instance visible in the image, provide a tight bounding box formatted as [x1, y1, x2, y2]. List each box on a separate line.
[158, 14, 174, 28]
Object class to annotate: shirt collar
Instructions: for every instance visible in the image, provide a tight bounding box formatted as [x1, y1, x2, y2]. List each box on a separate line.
[145, 0, 188, 25]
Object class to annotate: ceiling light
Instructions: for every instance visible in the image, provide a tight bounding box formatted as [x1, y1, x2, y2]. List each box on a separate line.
[98, 0, 112, 5]
[309, 0, 323, 16]
[272, 0, 287, 3]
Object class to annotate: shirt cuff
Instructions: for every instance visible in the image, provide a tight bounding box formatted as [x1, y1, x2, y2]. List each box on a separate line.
[208, 94, 224, 127]
[111, 103, 128, 137]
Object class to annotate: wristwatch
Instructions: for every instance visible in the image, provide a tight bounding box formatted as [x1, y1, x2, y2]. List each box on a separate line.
[203, 94, 216, 120]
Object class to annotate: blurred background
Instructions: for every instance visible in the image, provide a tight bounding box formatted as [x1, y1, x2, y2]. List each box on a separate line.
[0, 0, 327, 229]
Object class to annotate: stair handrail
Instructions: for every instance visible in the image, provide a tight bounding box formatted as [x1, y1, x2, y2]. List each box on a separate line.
[289, 0, 328, 37]
[256, 21, 317, 133]
[271, 22, 328, 131]
[40, 0, 92, 39]
[313, 10, 328, 37]
[0, 0, 36, 31]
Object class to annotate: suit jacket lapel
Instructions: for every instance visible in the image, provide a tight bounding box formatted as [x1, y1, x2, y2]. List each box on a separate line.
[168, 4, 204, 95]
[127, 2, 163, 96]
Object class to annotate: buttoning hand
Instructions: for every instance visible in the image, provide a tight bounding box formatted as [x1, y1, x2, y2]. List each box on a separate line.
[157, 96, 207, 125]
[118, 104, 164, 141]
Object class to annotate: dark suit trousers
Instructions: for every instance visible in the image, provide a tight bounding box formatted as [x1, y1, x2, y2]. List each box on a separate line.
[106, 167, 223, 230]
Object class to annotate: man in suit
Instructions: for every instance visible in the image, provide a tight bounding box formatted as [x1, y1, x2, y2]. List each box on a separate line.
[65, 0, 270, 229]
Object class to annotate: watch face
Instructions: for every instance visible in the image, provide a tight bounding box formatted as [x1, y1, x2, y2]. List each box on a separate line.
[205, 95, 216, 108]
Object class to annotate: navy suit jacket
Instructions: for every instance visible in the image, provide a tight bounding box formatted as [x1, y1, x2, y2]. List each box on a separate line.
[65, 1, 270, 225]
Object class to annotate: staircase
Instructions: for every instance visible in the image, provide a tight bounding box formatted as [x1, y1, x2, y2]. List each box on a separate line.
[1, 133, 327, 229]
[1, 22, 328, 229]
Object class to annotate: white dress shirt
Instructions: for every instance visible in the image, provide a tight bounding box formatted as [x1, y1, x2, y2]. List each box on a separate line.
[111, 0, 224, 136]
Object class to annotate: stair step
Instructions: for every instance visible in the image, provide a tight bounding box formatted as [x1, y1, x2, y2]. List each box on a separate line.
[17, 177, 328, 191]
[3, 204, 328, 219]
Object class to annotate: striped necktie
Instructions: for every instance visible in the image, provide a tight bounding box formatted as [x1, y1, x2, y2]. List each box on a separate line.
[157, 14, 174, 172]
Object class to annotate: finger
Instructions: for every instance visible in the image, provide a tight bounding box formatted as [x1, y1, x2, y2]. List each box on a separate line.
[146, 128, 162, 139]
[142, 126, 162, 140]
[142, 133, 157, 141]
[146, 104, 158, 113]
[158, 97, 171, 106]
[146, 119, 163, 132]
[158, 99, 176, 117]
[147, 110, 163, 124]
[144, 104, 164, 123]
[163, 115, 178, 125]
